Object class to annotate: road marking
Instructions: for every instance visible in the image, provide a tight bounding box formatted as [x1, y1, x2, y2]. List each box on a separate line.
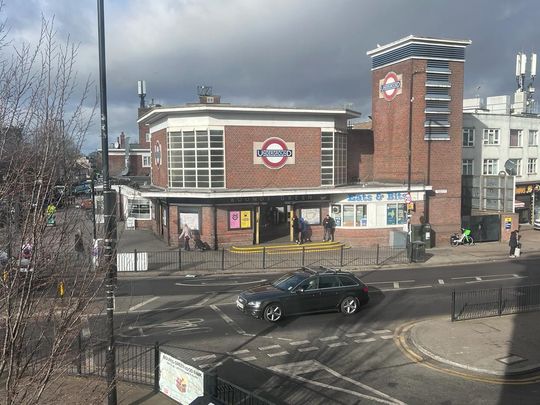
[290, 340, 310, 346]
[438, 279, 445, 285]
[175, 279, 267, 287]
[193, 292, 217, 307]
[269, 360, 406, 404]
[259, 344, 281, 351]
[228, 349, 250, 355]
[328, 342, 348, 348]
[320, 336, 339, 342]
[380, 335, 394, 340]
[192, 354, 216, 362]
[355, 338, 376, 343]
[369, 280, 415, 284]
[466, 276, 528, 284]
[475, 276, 482, 281]
[298, 347, 319, 352]
[381, 285, 432, 292]
[233, 356, 257, 362]
[345, 332, 366, 338]
[268, 351, 289, 358]
[210, 304, 247, 335]
[393, 282, 400, 289]
[129, 296, 159, 311]
[372, 329, 392, 334]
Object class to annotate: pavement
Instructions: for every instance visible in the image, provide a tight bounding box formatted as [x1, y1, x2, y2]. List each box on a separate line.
[97, 225, 540, 403]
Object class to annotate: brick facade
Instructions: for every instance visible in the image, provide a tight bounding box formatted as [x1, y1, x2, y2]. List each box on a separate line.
[151, 129, 168, 188]
[225, 126, 321, 189]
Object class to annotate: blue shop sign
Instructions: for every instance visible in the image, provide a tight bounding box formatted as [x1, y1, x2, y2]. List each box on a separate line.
[347, 192, 408, 202]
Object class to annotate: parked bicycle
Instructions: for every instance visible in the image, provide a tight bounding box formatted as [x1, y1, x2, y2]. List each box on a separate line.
[450, 228, 474, 246]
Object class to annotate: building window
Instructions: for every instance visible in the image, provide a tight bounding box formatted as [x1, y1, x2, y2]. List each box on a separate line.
[509, 129, 523, 147]
[528, 158, 537, 174]
[386, 203, 407, 226]
[142, 154, 151, 167]
[127, 199, 151, 220]
[321, 131, 347, 186]
[331, 204, 367, 227]
[508, 159, 522, 176]
[168, 129, 224, 189]
[145, 132, 150, 143]
[482, 129, 500, 145]
[528, 130, 538, 146]
[483, 159, 498, 175]
[462, 128, 475, 147]
[462, 159, 473, 175]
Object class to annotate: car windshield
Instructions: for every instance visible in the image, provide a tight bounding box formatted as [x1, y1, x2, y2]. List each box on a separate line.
[272, 272, 308, 291]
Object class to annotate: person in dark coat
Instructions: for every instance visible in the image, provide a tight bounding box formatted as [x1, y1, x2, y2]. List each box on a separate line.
[292, 215, 300, 244]
[322, 214, 335, 242]
[509, 229, 519, 257]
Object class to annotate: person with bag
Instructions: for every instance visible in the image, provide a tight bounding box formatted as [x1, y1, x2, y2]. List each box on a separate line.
[179, 224, 193, 251]
[322, 214, 335, 242]
[509, 229, 519, 258]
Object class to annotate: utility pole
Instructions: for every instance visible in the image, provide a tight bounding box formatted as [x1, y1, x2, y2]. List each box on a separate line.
[97, 0, 118, 404]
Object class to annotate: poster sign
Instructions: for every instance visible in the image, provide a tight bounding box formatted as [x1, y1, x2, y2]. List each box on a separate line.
[159, 352, 205, 404]
[504, 217, 512, 230]
[229, 210, 252, 229]
[301, 208, 321, 225]
[180, 212, 199, 231]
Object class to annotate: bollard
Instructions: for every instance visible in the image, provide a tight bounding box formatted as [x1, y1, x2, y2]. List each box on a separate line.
[58, 280, 65, 299]
[154, 341, 160, 393]
[178, 247, 182, 271]
[262, 247, 266, 269]
[134, 249, 138, 272]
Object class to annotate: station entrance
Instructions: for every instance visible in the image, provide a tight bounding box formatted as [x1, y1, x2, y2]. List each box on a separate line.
[257, 204, 292, 244]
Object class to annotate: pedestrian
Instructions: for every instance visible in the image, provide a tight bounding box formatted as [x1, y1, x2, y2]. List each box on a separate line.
[74, 229, 85, 260]
[322, 214, 335, 242]
[299, 217, 310, 243]
[508, 229, 519, 258]
[179, 224, 192, 251]
[292, 215, 300, 244]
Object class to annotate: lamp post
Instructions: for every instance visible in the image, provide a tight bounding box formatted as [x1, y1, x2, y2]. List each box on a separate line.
[97, 0, 118, 404]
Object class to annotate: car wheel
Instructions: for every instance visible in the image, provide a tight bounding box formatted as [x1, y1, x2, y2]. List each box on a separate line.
[263, 303, 283, 322]
[340, 296, 359, 315]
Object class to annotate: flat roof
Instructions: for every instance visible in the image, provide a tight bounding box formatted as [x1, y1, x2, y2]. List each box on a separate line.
[367, 34, 472, 57]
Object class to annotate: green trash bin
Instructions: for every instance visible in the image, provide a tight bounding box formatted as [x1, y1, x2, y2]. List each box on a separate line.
[411, 241, 426, 263]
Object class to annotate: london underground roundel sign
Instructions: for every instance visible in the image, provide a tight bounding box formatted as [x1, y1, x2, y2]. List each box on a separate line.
[379, 71, 402, 101]
[254, 137, 295, 169]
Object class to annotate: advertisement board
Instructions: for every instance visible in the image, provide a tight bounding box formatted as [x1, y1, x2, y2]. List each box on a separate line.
[159, 352, 205, 404]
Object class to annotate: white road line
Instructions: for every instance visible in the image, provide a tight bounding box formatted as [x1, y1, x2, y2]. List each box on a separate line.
[513, 274, 521, 278]
[475, 276, 482, 281]
[355, 338, 376, 343]
[192, 354, 216, 362]
[381, 285, 432, 292]
[369, 280, 415, 285]
[268, 351, 289, 358]
[193, 292, 217, 307]
[233, 356, 257, 362]
[289, 340, 311, 346]
[320, 336, 339, 342]
[438, 279, 445, 285]
[372, 329, 392, 334]
[393, 282, 400, 289]
[328, 342, 348, 348]
[298, 347, 319, 352]
[210, 304, 247, 335]
[129, 296, 159, 311]
[228, 349, 250, 355]
[380, 335, 394, 340]
[206, 361, 224, 371]
[466, 276, 527, 284]
[259, 344, 281, 351]
[345, 332, 366, 338]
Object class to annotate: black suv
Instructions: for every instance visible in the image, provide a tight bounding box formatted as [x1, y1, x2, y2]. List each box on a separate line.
[236, 266, 369, 322]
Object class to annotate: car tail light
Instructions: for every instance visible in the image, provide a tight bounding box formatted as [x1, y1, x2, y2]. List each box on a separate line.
[362, 286, 369, 293]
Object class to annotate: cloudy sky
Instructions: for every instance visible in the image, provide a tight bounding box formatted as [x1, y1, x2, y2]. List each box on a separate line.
[5, 0, 540, 153]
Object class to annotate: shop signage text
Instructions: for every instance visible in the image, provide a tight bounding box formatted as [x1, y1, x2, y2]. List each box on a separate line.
[347, 192, 409, 202]
[253, 137, 295, 169]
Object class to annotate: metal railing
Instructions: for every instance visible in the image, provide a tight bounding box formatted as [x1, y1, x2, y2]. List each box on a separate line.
[215, 377, 275, 405]
[119, 245, 409, 272]
[451, 284, 540, 321]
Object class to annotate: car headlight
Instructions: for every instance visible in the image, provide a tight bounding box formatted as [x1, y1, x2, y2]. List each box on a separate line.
[248, 301, 262, 308]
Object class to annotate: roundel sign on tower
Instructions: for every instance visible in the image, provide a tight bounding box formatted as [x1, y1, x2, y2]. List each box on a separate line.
[379, 71, 403, 101]
[254, 137, 295, 169]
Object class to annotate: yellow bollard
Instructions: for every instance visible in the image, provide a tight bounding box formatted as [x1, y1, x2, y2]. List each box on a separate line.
[58, 280, 65, 298]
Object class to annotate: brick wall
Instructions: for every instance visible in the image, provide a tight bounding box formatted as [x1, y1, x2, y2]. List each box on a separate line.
[151, 129, 168, 188]
[129, 155, 151, 176]
[348, 129, 373, 182]
[225, 126, 321, 189]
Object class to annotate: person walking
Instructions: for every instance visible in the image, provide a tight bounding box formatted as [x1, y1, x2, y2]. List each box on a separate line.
[292, 215, 300, 244]
[74, 229, 85, 260]
[179, 224, 193, 251]
[299, 217, 310, 243]
[509, 229, 519, 258]
[322, 214, 335, 242]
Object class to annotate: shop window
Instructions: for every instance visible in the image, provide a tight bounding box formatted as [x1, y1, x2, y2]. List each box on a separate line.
[342, 205, 354, 227]
[128, 199, 150, 220]
[229, 210, 252, 230]
[355, 205, 368, 227]
[179, 209, 200, 232]
[386, 203, 407, 226]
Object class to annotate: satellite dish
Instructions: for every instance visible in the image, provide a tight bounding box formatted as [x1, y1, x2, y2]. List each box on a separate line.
[114, 141, 120, 149]
[504, 159, 516, 175]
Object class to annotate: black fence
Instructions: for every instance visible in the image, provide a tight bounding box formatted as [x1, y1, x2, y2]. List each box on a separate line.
[121, 245, 409, 272]
[215, 377, 275, 405]
[451, 284, 540, 321]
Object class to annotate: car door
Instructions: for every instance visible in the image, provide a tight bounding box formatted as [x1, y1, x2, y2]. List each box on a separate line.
[317, 275, 342, 310]
[289, 276, 321, 314]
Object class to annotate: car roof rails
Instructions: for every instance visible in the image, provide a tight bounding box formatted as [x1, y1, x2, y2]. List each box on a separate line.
[318, 266, 342, 274]
[301, 266, 317, 274]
